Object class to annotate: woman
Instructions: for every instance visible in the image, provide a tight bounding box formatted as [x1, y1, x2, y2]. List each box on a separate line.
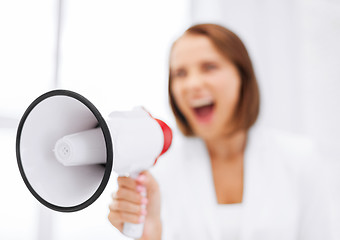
[108, 24, 331, 240]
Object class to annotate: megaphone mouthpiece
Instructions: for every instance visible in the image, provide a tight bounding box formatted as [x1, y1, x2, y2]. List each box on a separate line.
[54, 140, 72, 163]
[54, 128, 107, 167]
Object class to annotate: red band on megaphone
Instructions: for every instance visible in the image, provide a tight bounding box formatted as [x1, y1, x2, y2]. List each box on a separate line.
[154, 118, 172, 165]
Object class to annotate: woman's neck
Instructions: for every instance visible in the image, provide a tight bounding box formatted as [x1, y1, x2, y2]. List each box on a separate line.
[204, 130, 247, 163]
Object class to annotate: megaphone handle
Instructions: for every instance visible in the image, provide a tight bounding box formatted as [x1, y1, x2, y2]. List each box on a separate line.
[122, 172, 146, 239]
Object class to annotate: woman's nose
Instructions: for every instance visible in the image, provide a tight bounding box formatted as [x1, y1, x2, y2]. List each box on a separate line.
[185, 72, 204, 91]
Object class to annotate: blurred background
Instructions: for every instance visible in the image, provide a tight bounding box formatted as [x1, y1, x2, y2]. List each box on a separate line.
[0, 0, 339, 239]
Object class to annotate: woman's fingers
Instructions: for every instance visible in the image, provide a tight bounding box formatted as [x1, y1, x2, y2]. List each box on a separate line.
[109, 199, 147, 215]
[113, 187, 144, 205]
[117, 176, 138, 190]
[108, 209, 145, 227]
[108, 176, 149, 230]
[108, 172, 161, 239]
[108, 199, 148, 229]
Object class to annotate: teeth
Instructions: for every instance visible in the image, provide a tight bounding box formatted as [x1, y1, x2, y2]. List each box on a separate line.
[190, 98, 214, 108]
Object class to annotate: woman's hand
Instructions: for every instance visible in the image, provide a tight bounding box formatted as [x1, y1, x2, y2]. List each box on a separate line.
[108, 171, 162, 240]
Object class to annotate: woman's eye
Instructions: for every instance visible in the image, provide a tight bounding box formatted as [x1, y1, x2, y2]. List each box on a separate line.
[173, 69, 186, 78]
[203, 63, 217, 71]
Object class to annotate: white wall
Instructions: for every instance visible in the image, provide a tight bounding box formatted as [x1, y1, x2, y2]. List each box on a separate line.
[58, 0, 190, 122]
[0, 1, 57, 239]
[0, 0, 57, 117]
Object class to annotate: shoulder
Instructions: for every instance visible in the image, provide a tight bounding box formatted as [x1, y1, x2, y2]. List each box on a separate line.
[251, 126, 315, 154]
[248, 125, 318, 168]
[249, 125, 330, 198]
[245, 125, 329, 199]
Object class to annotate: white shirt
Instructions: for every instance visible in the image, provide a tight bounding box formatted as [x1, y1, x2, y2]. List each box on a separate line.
[151, 125, 332, 240]
[216, 203, 243, 240]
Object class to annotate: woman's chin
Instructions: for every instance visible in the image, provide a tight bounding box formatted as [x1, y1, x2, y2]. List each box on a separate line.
[193, 126, 218, 141]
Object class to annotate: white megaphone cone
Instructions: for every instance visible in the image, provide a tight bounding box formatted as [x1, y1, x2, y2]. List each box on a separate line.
[16, 89, 172, 239]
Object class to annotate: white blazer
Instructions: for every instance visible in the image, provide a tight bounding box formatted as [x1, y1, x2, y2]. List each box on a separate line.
[151, 126, 332, 240]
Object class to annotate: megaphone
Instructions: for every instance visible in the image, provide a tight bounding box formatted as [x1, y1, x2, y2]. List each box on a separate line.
[16, 89, 172, 238]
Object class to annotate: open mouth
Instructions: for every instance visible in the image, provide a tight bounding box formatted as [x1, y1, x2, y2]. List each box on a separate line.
[191, 98, 215, 123]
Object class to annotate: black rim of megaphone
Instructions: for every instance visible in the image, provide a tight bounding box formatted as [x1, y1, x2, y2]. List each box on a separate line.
[16, 89, 113, 212]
